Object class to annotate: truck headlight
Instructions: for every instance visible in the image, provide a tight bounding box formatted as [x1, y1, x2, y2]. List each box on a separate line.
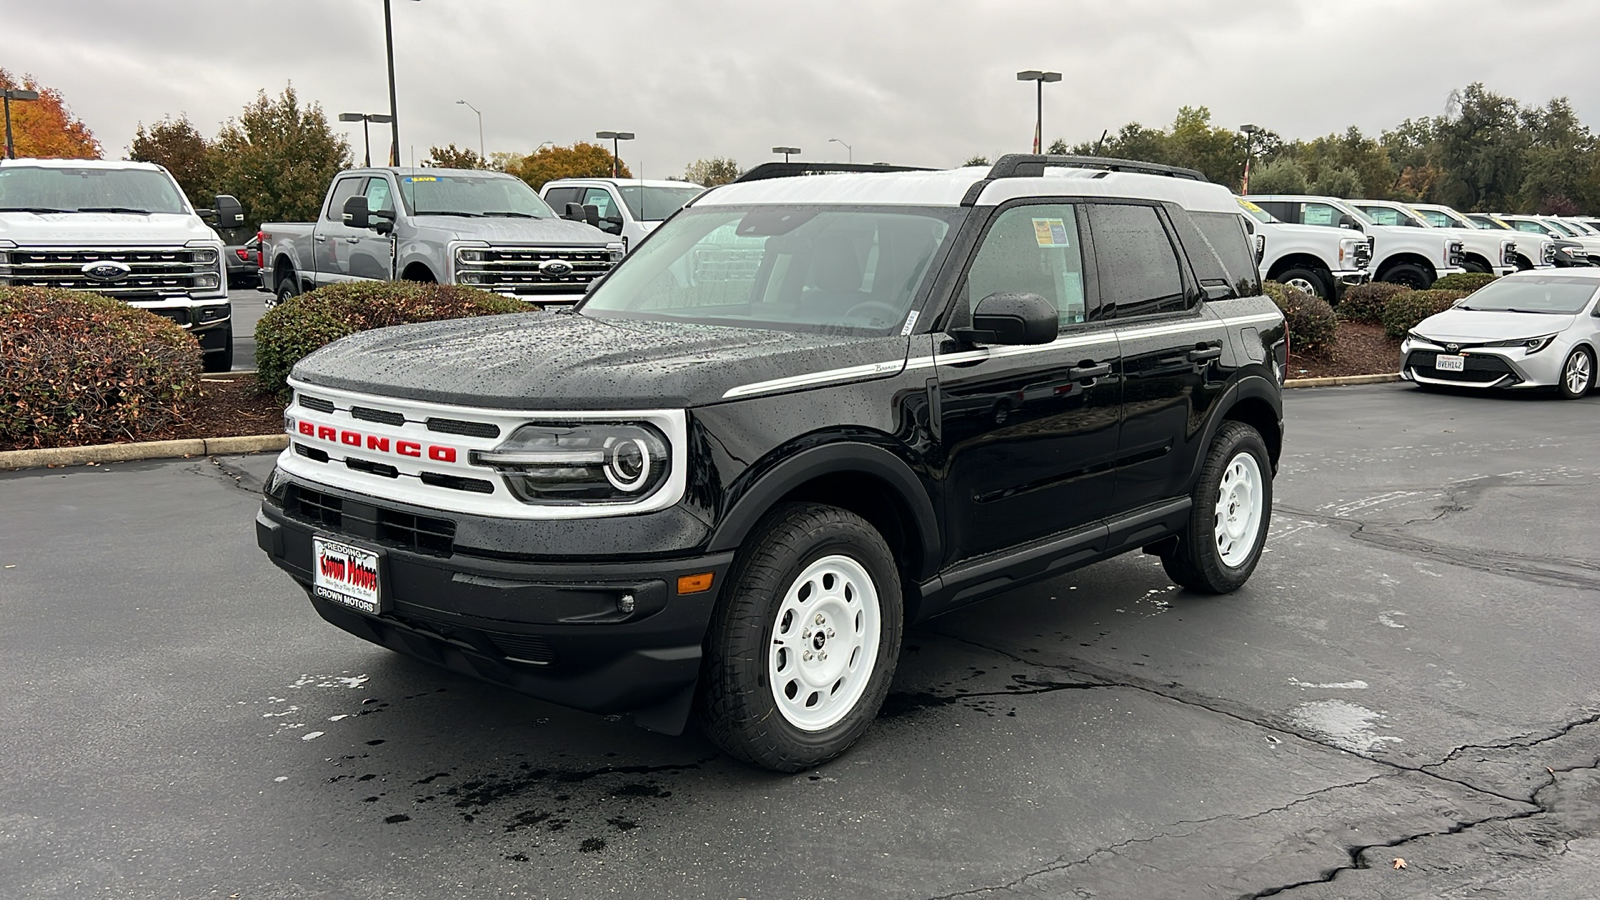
[195, 273, 220, 289]
[472, 422, 671, 504]
[190, 248, 219, 265]
[456, 248, 489, 264]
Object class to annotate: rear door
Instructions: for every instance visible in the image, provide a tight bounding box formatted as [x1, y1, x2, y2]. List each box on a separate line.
[936, 201, 1121, 564]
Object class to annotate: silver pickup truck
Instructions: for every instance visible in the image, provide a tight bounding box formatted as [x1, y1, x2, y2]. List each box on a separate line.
[259, 167, 622, 306]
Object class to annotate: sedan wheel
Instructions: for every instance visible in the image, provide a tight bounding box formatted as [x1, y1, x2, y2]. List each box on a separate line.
[1559, 347, 1594, 399]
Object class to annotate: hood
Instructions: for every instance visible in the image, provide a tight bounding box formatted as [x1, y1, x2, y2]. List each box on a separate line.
[408, 215, 613, 246]
[1259, 220, 1357, 239]
[1415, 307, 1576, 342]
[291, 312, 910, 410]
[0, 211, 219, 245]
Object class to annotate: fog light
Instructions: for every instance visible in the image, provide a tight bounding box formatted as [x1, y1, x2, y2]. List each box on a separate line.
[195, 273, 219, 289]
[618, 594, 636, 614]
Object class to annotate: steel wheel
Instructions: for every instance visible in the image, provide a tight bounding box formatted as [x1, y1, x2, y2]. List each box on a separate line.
[1213, 452, 1265, 567]
[1560, 347, 1594, 399]
[767, 555, 882, 732]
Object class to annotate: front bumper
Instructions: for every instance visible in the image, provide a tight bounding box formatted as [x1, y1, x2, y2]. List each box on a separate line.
[256, 489, 733, 719]
[1399, 339, 1566, 390]
[1332, 268, 1370, 287]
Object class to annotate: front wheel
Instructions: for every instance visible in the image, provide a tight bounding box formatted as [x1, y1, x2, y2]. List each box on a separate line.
[1276, 267, 1329, 302]
[1559, 347, 1594, 399]
[697, 503, 903, 772]
[1379, 263, 1432, 291]
[1162, 422, 1273, 593]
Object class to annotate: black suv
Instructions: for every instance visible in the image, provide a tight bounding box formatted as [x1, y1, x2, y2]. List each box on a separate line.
[256, 155, 1287, 772]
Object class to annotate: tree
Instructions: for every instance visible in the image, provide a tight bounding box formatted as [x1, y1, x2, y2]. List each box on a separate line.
[504, 142, 629, 189]
[683, 157, 740, 186]
[130, 115, 215, 206]
[1249, 157, 1308, 195]
[0, 68, 100, 159]
[423, 143, 485, 169]
[963, 155, 990, 166]
[211, 85, 351, 232]
[1311, 165, 1362, 199]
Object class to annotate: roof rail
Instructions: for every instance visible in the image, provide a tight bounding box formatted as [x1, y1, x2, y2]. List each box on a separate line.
[734, 161, 936, 184]
[986, 154, 1208, 182]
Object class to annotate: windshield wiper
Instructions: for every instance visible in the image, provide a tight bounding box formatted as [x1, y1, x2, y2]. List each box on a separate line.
[77, 206, 152, 214]
[1494, 308, 1562, 314]
[482, 211, 538, 218]
[418, 210, 482, 217]
[0, 206, 72, 214]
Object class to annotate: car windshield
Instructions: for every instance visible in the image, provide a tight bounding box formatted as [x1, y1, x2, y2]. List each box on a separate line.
[1236, 199, 1278, 224]
[0, 165, 189, 214]
[1563, 219, 1598, 235]
[1416, 208, 1460, 228]
[1358, 205, 1427, 228]
[581, 205, 961, 335]
[1540, 218, 1578, 237]
[1457, 276, 1599, 313]
[617, 185, 704, 222]
[396, 173, 555, 218]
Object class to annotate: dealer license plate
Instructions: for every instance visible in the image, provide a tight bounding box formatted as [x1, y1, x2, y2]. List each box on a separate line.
[1435, 354, 1465, 372]
[313, 537, 382, 615]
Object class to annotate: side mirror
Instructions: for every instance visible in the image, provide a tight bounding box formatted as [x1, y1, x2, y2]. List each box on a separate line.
[563, 202, 586, 222]
[212, 194, 244, 229]
[582, 204, 601, 228]
[600, 215, 624, 235]
[373, 212, 395, 236]
[342, 195, 371, 229]
[950, 292, 1059, 346]
[1337, 214, 1361, 230]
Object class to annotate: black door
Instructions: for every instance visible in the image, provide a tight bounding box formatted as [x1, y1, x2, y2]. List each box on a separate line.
[936, 201, 1122, 564]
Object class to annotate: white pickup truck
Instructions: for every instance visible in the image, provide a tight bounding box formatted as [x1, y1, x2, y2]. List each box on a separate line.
[539, 178, 704, 254]
[0, 158, 242, 370]
[1249, 194, 1465, 290]
[1411, 203, 1554, 270]
[259, 167, 621, 306]
[1347, 199, 1518, 277]
[1236, 197, 1370, 301]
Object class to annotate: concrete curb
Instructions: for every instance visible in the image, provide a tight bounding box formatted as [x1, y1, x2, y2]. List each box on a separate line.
[1284, 373, 1401, 389]
[0, 435, 288, 472]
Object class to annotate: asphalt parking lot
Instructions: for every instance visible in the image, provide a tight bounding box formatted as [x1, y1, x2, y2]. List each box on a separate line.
[228, 285, 267, 372]
[3, 384, 1599, 899]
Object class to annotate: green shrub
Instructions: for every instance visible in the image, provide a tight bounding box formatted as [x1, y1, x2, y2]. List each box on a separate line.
[1431, 272, 1499, 293]
[1381, 289, 1469, 339]
[1262, 280, 1338, 357]
[255, 281, 533, 394]
[0, 286, 201, 448]
[1337, 282, 1410, 326]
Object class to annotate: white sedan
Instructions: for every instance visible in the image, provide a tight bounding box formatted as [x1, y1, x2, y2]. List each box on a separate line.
[1400, 270, 1600, 399]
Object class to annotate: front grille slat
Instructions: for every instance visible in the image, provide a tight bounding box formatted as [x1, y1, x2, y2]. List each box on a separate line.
[350, 406, 405, 427]
[462, 245, 616, 294]
[425, 417, 500, 439]
[377, 509, 456, 557]
[297, 395, 336, 414]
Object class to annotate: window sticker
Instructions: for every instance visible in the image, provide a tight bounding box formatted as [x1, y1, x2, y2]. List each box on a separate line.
[403, 176, 438, 183]
[899, 309, 920, 336]
[1033, 218, 1071, 247]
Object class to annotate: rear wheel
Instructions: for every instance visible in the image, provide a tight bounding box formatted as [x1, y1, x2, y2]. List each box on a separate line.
[697, 503, 903, 772]
[1162, 422, 1273, 594]
[273, 273, 299, 309]
[1380, 263, 1432, 291]
[1276, 267, 1329, 301]
[1559, 347, 1594, 399]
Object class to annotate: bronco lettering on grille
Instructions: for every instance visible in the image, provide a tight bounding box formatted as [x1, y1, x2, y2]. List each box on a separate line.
[296, 421, 458, 463]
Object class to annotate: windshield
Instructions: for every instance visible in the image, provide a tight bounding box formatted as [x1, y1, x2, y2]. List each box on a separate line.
[1458, 275, 1599, 314]
[1416, 208, 1459, 228]
[1563, 219, 1598, 235]
[1540, 218, 1578, 237]
[617, 185, 703, 222]
[581, 205, 961, 335]
[1236, 199, 1278, 224]
[1355, 204, 1423, 228]
[0, 165, 189, 214]
[1470, 214, 1512, 231]
[397, 173, 555, 218]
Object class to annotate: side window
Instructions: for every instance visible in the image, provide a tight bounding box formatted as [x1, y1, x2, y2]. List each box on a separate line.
[544, 187, 579, 210]
[324, 177, 366, 222]
[1189, 211, 1262, 299]
[964, 204, 1088, 327]
[364, 177, 394, 215]
[1254, 201, 1293, 222]
[583, 187, 619, 220]
[1514, 221, 1545, 234]
[1300, 203, 1340, 227]
[1088, 203, 1185, 318]
[1359, 206, 1402, 227]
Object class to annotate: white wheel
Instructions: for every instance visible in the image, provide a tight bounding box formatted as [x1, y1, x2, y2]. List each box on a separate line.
[1213, 452, 1265, 568]
[766, 555, 882, 732]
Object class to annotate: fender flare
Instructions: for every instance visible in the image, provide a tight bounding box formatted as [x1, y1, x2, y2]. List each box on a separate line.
[707, 441, 942, 580]
[1195, 373, 1284, 476]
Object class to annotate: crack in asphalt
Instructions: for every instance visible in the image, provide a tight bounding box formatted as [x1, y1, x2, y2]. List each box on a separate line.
[195, 455, 266, 496]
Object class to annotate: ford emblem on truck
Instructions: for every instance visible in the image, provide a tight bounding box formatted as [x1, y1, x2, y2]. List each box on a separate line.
[538, 259, 574, 277]
[81, 260, 132, 282]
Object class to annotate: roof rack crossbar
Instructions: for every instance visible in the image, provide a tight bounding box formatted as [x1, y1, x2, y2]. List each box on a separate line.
[733, 161, 937, 184]
[985, 154, 1207, 182]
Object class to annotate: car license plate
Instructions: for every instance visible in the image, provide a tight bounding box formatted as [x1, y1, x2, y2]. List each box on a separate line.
[1435, 354, 1466, 372]
[312, 537, 382, 615]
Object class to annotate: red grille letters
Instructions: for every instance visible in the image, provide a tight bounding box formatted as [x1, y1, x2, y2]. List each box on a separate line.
[294, 417, 461, 466]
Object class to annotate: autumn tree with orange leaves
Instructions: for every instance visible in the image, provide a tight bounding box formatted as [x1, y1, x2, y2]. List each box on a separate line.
[0, 69, 100, 159]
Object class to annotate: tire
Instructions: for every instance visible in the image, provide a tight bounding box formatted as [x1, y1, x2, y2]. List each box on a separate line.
[697, 502, 903, 772]
[1514, 256, 1535, 272]
[273, 273, 298, 309]
[1463, 259, 1492, 274]
[1558, 346, 1594, 399]
[1161, 421, 1273, 594]
[201, 323, 234, 373]
[1379, 263, 1432, 291]
[1276, 267, 1329, 301]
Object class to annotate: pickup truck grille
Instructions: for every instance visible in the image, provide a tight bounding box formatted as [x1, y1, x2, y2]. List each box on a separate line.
[0, 247, 219, 298]
[1352, 240, 1372, 268]
[458, 246, 614, 297]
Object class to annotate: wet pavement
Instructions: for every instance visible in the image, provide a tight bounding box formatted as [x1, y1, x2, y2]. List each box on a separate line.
[2, 383, 1599, 899]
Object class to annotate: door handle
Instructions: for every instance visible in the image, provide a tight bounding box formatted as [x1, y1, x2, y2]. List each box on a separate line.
[1188, 345, 1223, 362]
[345, 237, 362, 244]
[1069, 361, 1112, 380]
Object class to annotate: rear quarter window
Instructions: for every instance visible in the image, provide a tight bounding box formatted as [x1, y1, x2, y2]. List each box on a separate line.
[1188, 211, 1262, 298]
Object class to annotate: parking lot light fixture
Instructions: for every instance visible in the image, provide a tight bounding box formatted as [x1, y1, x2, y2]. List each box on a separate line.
[595, 131, 635, 178]
[2, 88, 40, 160]
[339, 112, 393, 167]
[1016, 70, 1062, 154]
[772, 146, 802, 162]
[828, 138, 852, 163]
[1240, 123, 1262, 195]
[456, 100, 484, 162]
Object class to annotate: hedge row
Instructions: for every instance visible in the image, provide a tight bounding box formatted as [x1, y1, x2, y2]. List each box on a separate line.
[1262, 281, 1337, 356]
[1380, 289, 1470, 338]
[1, 287, 201, 447]
[255, 281, 533, 394]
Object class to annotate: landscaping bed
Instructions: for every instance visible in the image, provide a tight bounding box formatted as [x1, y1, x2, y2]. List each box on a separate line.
[0, 375, 284, 453]
[1287, 320, 1400, 380]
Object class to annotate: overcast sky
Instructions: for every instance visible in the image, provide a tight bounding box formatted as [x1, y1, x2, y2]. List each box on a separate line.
[7, 0, 1600, 177]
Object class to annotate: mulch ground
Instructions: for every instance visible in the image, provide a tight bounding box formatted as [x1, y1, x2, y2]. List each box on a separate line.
[1, 376, 286, 453]
[1287, 321, 1400, 380]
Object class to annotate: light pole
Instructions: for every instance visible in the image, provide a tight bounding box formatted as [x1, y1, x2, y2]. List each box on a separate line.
[379, 0, 419, 166]
[828, 138, 852, 163]
[339, 112, 393, 167]
[456, 100, 484, 161]
[2, 88, 39, 160]
[1016, 70, 1061, 154]
[595, 131, 634, 177]
[1240, 123, 1261, 195]
[772, 146, 801, 162]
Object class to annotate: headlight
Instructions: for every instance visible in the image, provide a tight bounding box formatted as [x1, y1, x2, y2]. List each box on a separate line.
[456, 248, 488, 264]
[472, 422, 671, 504]
[1487, 334, 1557, 353]
[191, 248, 219, 265]
[194, 273, 220, 289]
[607, 242, 625, 263]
